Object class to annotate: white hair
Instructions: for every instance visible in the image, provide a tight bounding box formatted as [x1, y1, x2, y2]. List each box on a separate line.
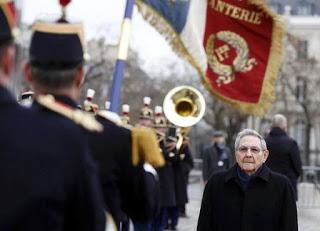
[272, 114, 287, 129]
[234, 128, 267, 150]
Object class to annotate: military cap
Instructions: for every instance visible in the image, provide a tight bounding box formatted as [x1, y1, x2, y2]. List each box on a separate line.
[19, 90, 34, 107]
[154, 106, 167, 128]
[20, 90, 34, 100]
[29, 19, 85, 70]
[139, 96, 153, 120]
[0, 0, 16, 44]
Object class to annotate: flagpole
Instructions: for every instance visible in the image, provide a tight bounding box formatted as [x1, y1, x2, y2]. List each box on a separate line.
[110, 0, 135, 113]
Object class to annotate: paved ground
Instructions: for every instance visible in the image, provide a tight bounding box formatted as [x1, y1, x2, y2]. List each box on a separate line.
[177, 172, 320, 231]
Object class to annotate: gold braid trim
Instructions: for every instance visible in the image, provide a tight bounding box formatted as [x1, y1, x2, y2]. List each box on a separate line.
[32, 22, 86, 51]
[36, 95, 103, 132]
[131, 127, 165, 167]
[135, 0, 285, 116]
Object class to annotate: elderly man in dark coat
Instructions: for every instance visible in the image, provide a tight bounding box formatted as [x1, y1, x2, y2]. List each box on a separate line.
[197, 129, 297, 231]
[266, 114, 302, 200]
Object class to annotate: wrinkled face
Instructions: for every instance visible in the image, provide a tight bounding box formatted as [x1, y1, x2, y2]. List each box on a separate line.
[235, 135, 269, 175]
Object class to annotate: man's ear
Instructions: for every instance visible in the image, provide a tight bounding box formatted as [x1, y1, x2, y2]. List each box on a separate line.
[23, 62, 33, 84]
[75, 65, 85, 88]
[263, 150, 269, 162]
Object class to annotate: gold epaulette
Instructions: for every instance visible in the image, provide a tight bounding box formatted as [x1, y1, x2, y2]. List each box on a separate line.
[36, 95, 103, 132]
[131, 127, 165, 168]
[97, 110, 133, 131]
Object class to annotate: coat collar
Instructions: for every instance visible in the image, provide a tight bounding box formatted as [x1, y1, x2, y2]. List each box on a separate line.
[53, 95, 78, 109]
[0, 85, 16, 105]
[32, 94, 79, 111]
[225, 164, 271, 183]
[269, 127, 287, 136]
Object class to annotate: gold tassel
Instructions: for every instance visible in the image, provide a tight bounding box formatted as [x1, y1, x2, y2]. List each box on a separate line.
[131, 127, 165, 167]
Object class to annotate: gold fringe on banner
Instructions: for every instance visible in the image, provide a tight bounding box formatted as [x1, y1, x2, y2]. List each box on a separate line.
[135, 0, 285, 116]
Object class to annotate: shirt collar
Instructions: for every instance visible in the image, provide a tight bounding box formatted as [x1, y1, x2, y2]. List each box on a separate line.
[225, 164, 270, 183]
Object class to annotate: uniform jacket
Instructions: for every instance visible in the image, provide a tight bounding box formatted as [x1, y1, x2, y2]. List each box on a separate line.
[266, 127, 302, 198]
[46, 96, 159, 226]
[197, 164, 298, 231]
[1, 87, 105, 231]
[157, 139, 176, 208]
[202, 142, 231, 182]
[173, 142, 193, 206]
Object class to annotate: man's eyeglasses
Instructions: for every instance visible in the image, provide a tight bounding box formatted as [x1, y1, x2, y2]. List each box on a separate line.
[237, 146, 264, 154]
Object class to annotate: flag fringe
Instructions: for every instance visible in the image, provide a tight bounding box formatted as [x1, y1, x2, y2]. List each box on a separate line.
[136, 0, 285, 116]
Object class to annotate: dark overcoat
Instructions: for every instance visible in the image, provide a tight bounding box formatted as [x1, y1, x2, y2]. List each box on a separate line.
[157, 140, 176, 208]
[1, 87, 105, 231]
[173, 142, 193, 206]
[202, 142, 232, 182]
[197, 164, 298, 231]
[265, 127, 302, 198]
[48, 96, 159, 226]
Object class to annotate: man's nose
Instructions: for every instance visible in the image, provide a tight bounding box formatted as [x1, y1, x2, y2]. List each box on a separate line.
[245, 150, 253, 157]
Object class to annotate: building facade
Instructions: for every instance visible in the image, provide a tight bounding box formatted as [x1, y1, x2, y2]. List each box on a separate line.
[246, 1, 320, 165]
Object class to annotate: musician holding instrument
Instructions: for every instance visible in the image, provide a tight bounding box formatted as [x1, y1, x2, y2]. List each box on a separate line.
[162, 86, 206, 230]
[152, 106, 177, 231]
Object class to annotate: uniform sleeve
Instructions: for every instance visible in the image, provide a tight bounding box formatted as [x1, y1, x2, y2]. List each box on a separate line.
[202, 148, 209, 182]
[289, 140, 303, 177]
[185, 144, 194, 170]
[280, 179, 298, 231]
[197, 180, 214, 231]
[68, 148, 106, 231]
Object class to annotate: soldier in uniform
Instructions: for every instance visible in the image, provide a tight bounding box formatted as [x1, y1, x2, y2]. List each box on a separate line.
[137, 96, 154, 128]
[0, 1, 106, 230]
[120, 104, 131, 126]
[83, 88, 99, 113]
[24, 5, 164, 230]
[152, 106, 176, 231]
[176, 128, 194, 218]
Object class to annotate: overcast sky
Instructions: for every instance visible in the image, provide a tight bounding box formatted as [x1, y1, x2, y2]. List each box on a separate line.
[19, 0, 190, 77]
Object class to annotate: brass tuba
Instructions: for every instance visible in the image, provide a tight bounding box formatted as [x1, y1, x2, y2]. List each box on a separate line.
[163, 85, 206, 128]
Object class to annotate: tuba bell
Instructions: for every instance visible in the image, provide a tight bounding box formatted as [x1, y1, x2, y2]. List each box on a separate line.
[163, 85, 206, 128]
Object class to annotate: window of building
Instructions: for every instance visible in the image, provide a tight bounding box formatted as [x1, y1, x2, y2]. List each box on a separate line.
[296, 76, 307, 103]
[297, 2, 315, 15]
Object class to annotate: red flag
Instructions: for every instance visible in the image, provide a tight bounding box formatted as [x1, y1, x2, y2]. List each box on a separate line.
[136, 0, 285, 115]
[203, 0, 284, 115]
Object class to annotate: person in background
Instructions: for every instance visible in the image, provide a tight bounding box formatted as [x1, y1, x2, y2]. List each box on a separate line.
[202, 130, 232, 184]
[266, 114, 302, 200]
[177, 128, 194, 218]
[152, 106, 176, 231]
[197, 129, 298, 231]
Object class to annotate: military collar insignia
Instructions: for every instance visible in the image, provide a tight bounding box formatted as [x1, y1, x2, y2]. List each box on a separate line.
[36, 94, 103, 132]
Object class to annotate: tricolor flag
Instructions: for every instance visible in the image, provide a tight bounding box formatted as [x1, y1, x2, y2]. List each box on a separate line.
[136, 0, 285, 115]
